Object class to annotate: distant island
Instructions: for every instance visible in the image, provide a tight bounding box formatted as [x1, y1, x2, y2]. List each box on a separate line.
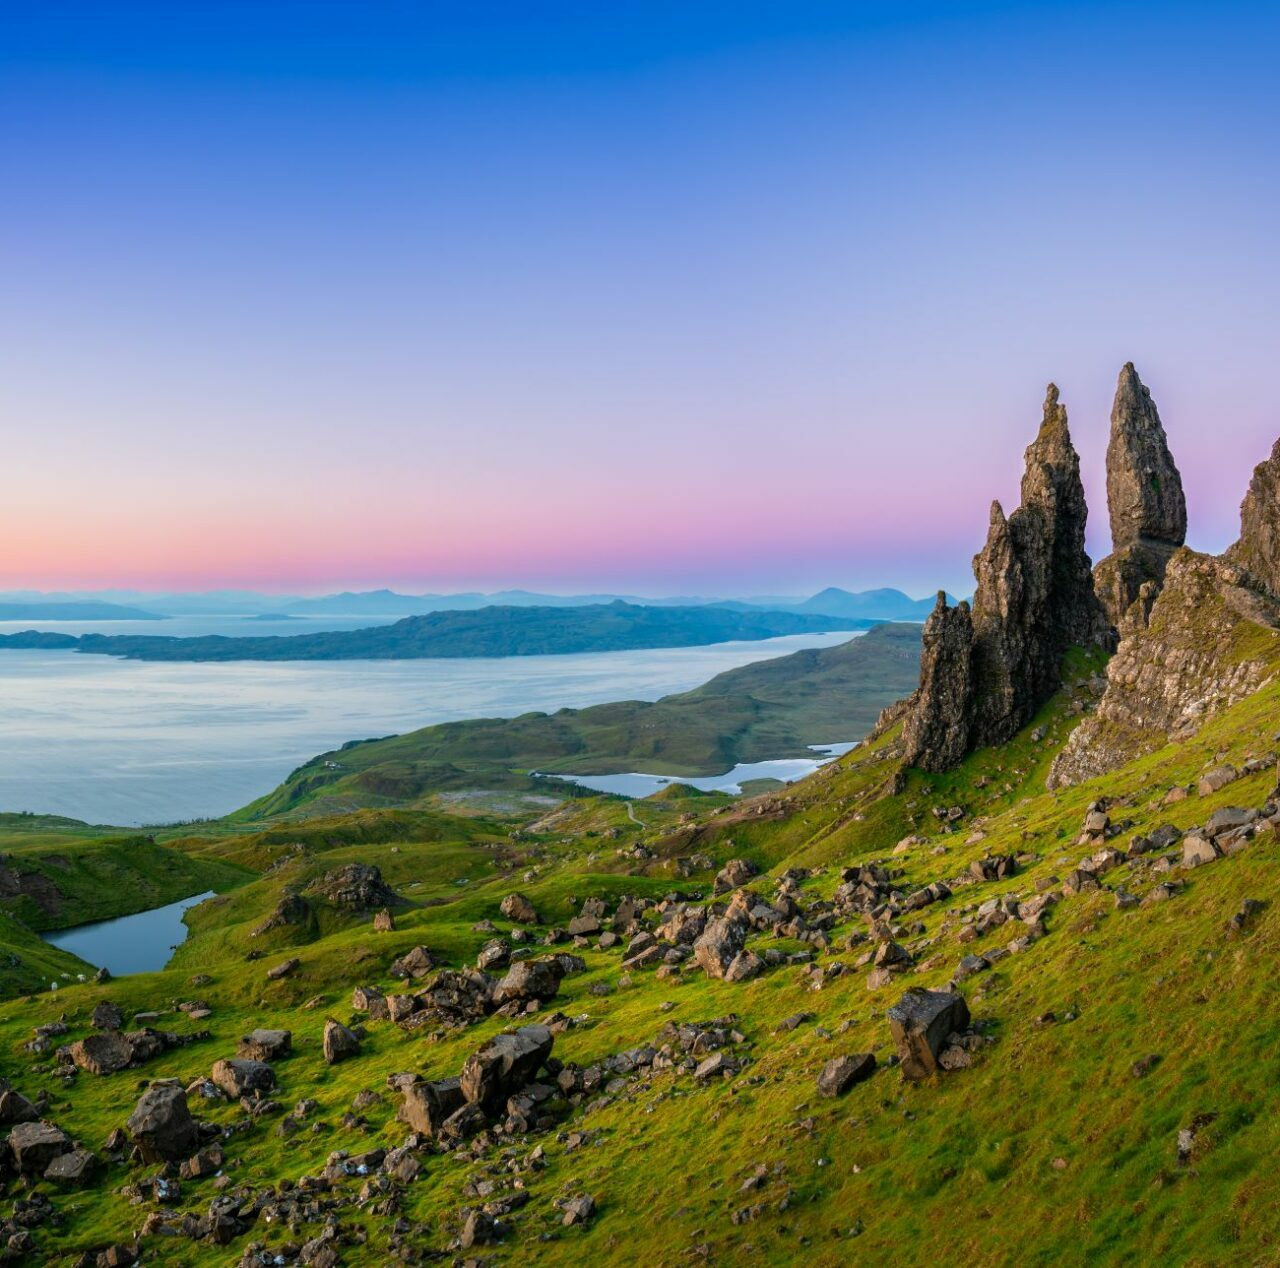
[0, 600, 875, 662]
[0, 601, 164, 621]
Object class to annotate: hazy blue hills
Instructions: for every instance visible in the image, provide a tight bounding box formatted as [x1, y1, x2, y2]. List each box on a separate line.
[0, 585, 946, 620]
[0, 600, 874, 662]
[0, 600, 164, 621]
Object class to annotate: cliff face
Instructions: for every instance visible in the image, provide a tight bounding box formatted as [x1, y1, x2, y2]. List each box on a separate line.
[1227, 437, 1280, 594]
[1050, 426, 1280, 789]
[1047, 550, 1280, 787]
[902, 386, 1110, 773]
[1093, 364, 1187, 630]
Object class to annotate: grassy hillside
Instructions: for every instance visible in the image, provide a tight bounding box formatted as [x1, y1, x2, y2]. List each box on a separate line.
[7, 615, 1280, 1263]
[0, 600, 874, 662]
[237, 623, 923, 819]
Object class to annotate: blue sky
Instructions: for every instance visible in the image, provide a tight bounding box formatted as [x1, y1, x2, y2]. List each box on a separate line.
[3, 1, 1279, 594]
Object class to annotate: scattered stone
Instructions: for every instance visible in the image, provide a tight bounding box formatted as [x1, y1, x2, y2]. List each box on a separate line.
[817, 1053, 876, 1097]
[500, 893, 540, 924]
[323, 1018, 361, 1065]
[237, 1029, 292, 1062]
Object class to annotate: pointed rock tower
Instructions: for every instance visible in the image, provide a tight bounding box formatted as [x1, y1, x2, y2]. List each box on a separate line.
[902, 385, 1110, 772]
[1093, 364, 1187, 629]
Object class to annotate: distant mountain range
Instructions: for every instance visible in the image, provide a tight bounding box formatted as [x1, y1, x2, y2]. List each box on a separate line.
[0, 585, 950, 622]
[0, 601, 878, 663]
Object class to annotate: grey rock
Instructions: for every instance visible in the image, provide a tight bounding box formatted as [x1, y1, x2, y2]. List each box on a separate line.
[127, 1082, 199, 1163]
[817, 1053, 876, 1097]
[887, 989, 972, 1080]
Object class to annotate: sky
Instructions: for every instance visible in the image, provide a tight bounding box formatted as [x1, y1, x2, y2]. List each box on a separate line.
[3, 0, 1279, 598]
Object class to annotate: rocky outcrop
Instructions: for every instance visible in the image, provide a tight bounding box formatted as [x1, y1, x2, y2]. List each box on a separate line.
[1094, 364, 1187, 629]
[903, 385, 1111, 772]
[1049, 550, 1280, 787]
[1227, 437, 1280, 595]
[309, 864, 398, 912]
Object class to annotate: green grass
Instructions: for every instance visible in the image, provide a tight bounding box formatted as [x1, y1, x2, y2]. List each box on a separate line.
[7, 625, 1280, 1263]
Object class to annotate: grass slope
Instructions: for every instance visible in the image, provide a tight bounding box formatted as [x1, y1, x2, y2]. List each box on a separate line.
[9, 631, 1280, 1263]
[238, 623, 923, 820]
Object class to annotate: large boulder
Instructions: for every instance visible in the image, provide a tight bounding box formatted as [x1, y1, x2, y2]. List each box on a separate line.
[323, 1018, 361, 1065]
[887, 989, 972, 1080]
[127, 1082, 199, 1162]
[692, 916, 747, 980]
[210, 1058, 276, 1099]
[310, 862, 398, 912]
[400, 1077, 465, 1137]
[460, 1024, 553, 1112]
[68, 1031, 134, 1076]
[493, 958, 564, 1004]
[9, 1120, 72, 1173]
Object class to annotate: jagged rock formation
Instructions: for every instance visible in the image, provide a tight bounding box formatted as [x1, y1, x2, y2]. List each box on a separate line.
[1049, 550, 1280, 787]
[1050, 428, 1280, 788]
[1227, 437, 1280, 594]
[902, 386, 1111, 772]
[1093, 364, 1187, 630]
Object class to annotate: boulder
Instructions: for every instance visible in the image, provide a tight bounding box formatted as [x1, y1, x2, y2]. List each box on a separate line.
[91, 1000, 124, 1031]
[389, 946, 436, 979]
[323, 1019, 361, 1065]
[237, 1029, 292, 1062]
[562, 1194, 596, 1227]
[476, 939, 511, 972]
[401, 1077, 465, 1137]
[266, 958, 299, 981]
[68, 1030, 134, 1076]
[310, 862, 398, 911]
[713, 858, 757, 894]
[44, 1147, 97, 1186]
[887, 989, 972, 1081]
[817, 1053, 876, 1097]
[0, 1086, 38, 1125]
[372, 908, 395, 932]
[723, 950, 765, 983]
[1206, 807, 1256, 837]
[692, 916, 747, 979]
[1198, 766, 1239, 796]
[127, 1082, 199, 1163]
[500, 893, 540, 924]
[493, 958, 564, 1004]
[8, 1120, 72, 1173]
[210, 1058, 275, 1099]
[460, 1024, 553, 1111]
[1182, 835, 1220, 868]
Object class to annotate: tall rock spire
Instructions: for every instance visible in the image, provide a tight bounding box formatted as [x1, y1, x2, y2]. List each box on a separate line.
[1093, 364, 1187, 629]
[902, 384, 1110, 773]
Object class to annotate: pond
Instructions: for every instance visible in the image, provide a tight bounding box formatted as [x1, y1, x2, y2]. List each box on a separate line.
[42, 890, 215, 975]
[543, 742, 858, 798]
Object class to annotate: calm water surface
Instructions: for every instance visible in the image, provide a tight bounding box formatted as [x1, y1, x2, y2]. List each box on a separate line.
[548, 743, 858, 798]
[0, 632, 855, 825]
[42, 890, 215, 975]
